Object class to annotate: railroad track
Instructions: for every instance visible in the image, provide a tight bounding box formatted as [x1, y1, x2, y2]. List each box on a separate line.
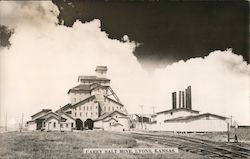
[120, 132, 250, 159]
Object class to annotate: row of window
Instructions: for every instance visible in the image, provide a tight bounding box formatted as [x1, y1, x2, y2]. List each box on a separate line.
[75, 105, 98, 111]
[103, 106, 121, 111]
[75, 112, 98, 117]
[46, 122, 74, 128]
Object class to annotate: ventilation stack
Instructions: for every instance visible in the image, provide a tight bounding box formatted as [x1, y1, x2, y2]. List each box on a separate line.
[182, 91, 185, 108]
[186, 86, 192, 110]
[172, 92, 177, 109]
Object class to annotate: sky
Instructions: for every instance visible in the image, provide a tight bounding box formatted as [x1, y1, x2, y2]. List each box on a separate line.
[0, 1, 249, 128]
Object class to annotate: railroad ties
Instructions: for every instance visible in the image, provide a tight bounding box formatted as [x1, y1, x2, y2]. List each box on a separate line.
[124, 132, 250, 159]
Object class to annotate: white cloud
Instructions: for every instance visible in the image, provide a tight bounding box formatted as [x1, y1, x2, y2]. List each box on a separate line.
[0, 1, 249, 127]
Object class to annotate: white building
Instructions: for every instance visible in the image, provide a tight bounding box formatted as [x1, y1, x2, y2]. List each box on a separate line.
[27, 66, 130, 131]
[27, 110, 75, 131]
[150, 86, 229, 132]
[94, 111, 130, 131]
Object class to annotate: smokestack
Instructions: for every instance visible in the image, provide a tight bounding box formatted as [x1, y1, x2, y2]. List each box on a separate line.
[182, 91, 185, 108]
[172, 92, 177, 109]
[179, 91, 181, 108]
[187, 86, 192, 110]
[185, 88, 188, 109]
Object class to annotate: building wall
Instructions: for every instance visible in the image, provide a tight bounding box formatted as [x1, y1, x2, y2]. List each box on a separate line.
[150, 117, 228, 132]
[72, 101, 99, 122]
[156, 111, 198, 124]
[69, 92, 91, 104]
[27, 122, 37, 131]
[44, 118, 74, 131]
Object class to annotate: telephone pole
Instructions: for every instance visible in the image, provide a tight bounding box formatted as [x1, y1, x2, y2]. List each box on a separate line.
[5, 112, 7, 131]
[140, 105, 144, 129]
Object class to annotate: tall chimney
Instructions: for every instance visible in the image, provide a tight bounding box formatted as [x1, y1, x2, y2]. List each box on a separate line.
[178, 91, 181, 108]
[187, 86, 192, 110]
[182, 91, 185, 108]
[185, 88, 188, 109]
[172, 92, 177, 109]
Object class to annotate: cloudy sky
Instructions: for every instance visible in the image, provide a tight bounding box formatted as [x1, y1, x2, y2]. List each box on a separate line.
[0, 0, 249, 127]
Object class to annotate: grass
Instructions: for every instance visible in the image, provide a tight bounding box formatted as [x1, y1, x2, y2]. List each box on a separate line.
[0, 130, 202, 159]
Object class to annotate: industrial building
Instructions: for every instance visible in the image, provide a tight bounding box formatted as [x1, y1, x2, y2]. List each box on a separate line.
[27, 66, 130, 131]
[150, 86, 229, 132]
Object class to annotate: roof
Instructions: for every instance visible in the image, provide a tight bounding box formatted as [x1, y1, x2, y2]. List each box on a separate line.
[36, 111, 67, 122]
[71, 95, 96, 108]
[112, 122, 123, 127]
[104, 95, 124, 106]
[68, 83, 109, 94]
[103, 117, 118, 122]
[55, 103, 72, 113]
[78, 76, 110, 82]
[31, 109, 52, 118]
[67, 84, 91, 94]
[164, 113, 227, 123]
[57, 111, 75, 121]
[94, 111, 128, 122]
[95, 66, 108, 71]
[156, 108, 199, 115]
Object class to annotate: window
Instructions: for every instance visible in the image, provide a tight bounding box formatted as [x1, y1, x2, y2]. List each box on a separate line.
[108, 107, 110, 111]
[170, 112, 173, 116]
[60, 124, 63, 128]
[96, 106, 97, 109]
[53, 122, 56, 128]
[43, 122, 45, 127]
[75, 112, 77, 117]
[86, 112, 88, 116]
[91, 112, 93, 116]
[83, 106, 85, 111]
[71, 123, 74, 127]
[66, 124, 68, 128]
[112, 107, 114, 111]
[80, 112, 82, 117]
[79, 106, 81, 110]
[87, 106, 88, 111]
[90, 106, 92, 111]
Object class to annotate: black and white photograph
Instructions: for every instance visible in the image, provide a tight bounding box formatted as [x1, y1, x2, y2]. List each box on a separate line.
[0, 0, 250, 158]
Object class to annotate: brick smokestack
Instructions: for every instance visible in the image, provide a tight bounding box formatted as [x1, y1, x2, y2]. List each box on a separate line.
[172, 92, 177, 109]
[182, 91, 185, 108]
[185, 88, 188, 109]
[187, 86, 192, 109]
[179, 91, 181, 108]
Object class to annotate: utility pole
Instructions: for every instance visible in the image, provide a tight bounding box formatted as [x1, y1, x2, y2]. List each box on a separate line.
[151, 106, 156, 122]
[21, 113, 24, 132]
[59, 106, 62, 132]
[140, 105, 144, 130]
[5, 112, 7, 131]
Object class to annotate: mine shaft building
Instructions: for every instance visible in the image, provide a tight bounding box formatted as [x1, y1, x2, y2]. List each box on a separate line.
[27, 66, 130, 131]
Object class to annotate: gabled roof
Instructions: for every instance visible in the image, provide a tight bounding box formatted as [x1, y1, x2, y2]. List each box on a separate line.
[164, 113, 227, 123]
[57, 111, 75, 121]
[156, 108, 199, 115]
[94, 111, 128, 122]
[68, 83, 109, 94]
[55, 103, 72, 113]
[67, 84, 91, 94]
[103, 117, 118, 122]
[78, 76, 110, 82]
[104, 95, 124, 106]
[71, 95, 96, 108]
[37, 111, 67, 121]
[31, 109, 52, 118]
[112, 122, 123, 127]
